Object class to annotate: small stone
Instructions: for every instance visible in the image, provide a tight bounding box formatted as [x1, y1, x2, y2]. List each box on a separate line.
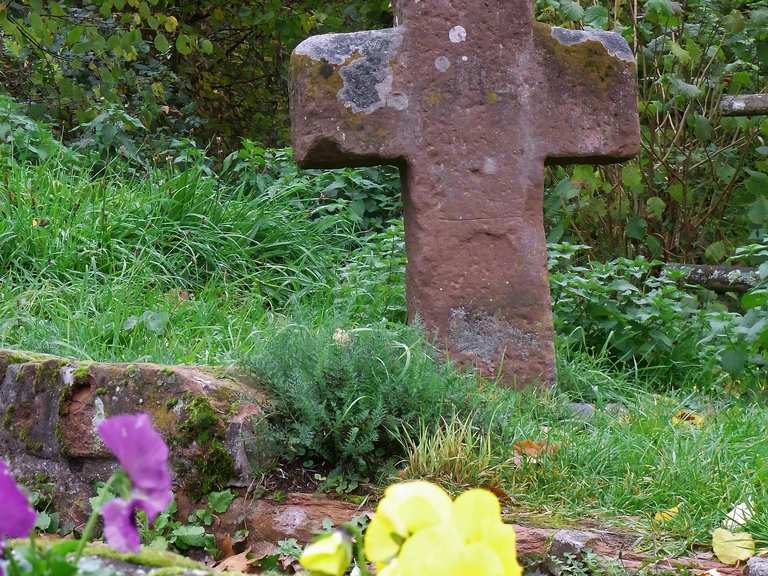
[546, 529, 600, 576]
[747, 557, 768, 576]
[567, 402, 596, 420]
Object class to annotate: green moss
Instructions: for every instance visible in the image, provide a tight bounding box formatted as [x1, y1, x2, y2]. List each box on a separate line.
[72, 363, 92, 381]
[178, 395, 236, 500]
[4, 404, 15, 429]
[83, 543, 205, 570]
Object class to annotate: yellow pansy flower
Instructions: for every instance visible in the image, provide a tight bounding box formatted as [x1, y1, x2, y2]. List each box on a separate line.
[396, 523, 463, 576]
[454, 542, 506, 576]
[365, 481, 452, 563]
[452, 488, 503, 542]
[299, 531, 353, 576]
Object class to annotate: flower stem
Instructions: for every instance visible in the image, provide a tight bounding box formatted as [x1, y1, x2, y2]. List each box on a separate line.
[349, 525, 370, 576]
[73, 473, 119, 565]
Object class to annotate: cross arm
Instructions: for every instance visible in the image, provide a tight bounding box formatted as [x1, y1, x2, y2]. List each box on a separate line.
[289, 28, 411, 169]
[532, 24, 641, 165]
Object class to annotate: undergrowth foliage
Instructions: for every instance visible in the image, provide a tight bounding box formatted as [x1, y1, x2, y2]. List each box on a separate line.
[247, 321, 478, 474]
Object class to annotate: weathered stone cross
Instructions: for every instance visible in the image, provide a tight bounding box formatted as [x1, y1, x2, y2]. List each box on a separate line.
[290, 0, 640, 387]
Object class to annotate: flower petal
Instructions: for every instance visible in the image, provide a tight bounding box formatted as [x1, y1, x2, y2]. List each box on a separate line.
[101, 498, 142, 554]
[0, 460, 36, 540]
[452, 489, 502, 543]
[98, 414, 171, 498]
[397, 523, 463, 576]
[378, 481, 453, 537]
[299, 531, 352, 576]
[454, 542, 505, 576]
[364, 512, 401, 563]
[487, 523, 522, 576]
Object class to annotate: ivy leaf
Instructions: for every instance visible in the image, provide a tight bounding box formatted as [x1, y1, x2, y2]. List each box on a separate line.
[584, 5, 609, 28]
[164, 15, 179, 33]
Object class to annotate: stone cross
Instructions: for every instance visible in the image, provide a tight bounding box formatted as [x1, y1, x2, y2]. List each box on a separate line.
[290, 0, 640, 387]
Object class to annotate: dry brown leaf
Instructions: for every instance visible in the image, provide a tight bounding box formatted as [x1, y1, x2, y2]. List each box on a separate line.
[213, 547, 256, 573]
[219, 534, 235, 559]
[513, 439, 560, 461]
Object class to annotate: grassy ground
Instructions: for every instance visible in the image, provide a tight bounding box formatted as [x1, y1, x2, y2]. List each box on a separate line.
[2, 155, 767, 556]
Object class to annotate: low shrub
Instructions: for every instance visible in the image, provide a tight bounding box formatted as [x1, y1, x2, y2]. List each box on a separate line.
[246, 317, 480, 475]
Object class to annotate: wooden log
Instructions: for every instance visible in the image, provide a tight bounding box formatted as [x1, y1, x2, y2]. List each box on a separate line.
[664, 264, 759, 293]
[720, 94, 768, 117]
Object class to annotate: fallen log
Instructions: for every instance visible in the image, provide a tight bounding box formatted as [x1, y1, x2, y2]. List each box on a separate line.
[720, 94, 768, 117]
[664, 264, 759, 294]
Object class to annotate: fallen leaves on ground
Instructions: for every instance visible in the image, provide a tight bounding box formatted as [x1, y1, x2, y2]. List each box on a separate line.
[723, 502, 753, 531]
[513, 439, 560, 465]
[213, 547, 257, 573]
[712, 528, 755, 565]
[672, 410, 705, 427]
[654, 505, 680, 522]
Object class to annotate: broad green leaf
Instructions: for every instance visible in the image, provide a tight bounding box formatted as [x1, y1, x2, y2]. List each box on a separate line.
[200, 38, 214, 55]
[176, 33, 193, 55]
[584, 5, 609, 28]
[705, 241, 727, 263]
[646, 196, 666, 219]
[621, 165, 644, 191]
[720, 348, 747, 375]
[626, 216, 647, 240]
[208, 489, 235, 513]
[560, 0, 585, 21]
[669, 77, 702, 99]
[722, 10, 745, 33]
[154, 32, 170, 53]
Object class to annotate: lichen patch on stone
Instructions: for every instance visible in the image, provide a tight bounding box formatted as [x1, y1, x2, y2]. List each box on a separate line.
[295, 28, 405, 115]
[551, 27, 634, 62]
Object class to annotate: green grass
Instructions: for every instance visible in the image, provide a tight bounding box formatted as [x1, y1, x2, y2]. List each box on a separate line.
[3, 153, 768, 557]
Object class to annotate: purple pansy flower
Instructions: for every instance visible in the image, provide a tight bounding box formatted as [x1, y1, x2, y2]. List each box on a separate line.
[0, 460, 36, 541]
[97, 413, 173, 553]
[0, 459, 36, 576]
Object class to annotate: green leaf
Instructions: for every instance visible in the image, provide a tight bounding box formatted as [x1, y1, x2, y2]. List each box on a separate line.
[691, 114, 712, 141]
[154, 32, 170, 53]
[207, 489, 235, 513]
[626, 216, 647, 240]
[749, 197, 768, 225]
[646, 196, 666, 219]
[705, 241, 727, 263]
[722, 10, 746, 33]
[667, 183, 684, 203]
[669, 77, 702, 99]
[621, 165, 644, 192]
[584, 5, 609, 28]
[669, 41, 690, 64]
[176, 33, 193, 55]
[560, 0, 585, 21]
[200, 38, 214, 55]
[720, 348, 747, 375]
